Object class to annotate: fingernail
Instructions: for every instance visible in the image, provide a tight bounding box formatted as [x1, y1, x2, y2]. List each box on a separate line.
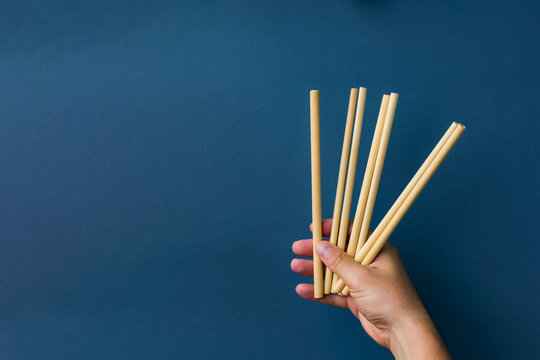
[316, 242, 332, 259]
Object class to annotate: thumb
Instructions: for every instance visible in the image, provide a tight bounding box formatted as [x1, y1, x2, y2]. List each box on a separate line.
[316, 241, 368, 290]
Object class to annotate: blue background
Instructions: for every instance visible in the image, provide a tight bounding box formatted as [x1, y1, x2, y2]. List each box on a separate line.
[1, 1, 539, 358]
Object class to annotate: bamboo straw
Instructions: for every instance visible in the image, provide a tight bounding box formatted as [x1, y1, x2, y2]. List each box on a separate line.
[323, 88, 359, 294]
[330, 87, 367, 292]
[339, 123, 465, 295]
[345, 95, 389, 259]
[361, 124, 466, 265]
[335, 122, 457, 294]
[332, 92, 398, 293]
[310, 90, 323, 298]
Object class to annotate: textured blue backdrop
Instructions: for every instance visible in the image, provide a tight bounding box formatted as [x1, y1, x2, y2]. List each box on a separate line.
[0, 1, 539, 358]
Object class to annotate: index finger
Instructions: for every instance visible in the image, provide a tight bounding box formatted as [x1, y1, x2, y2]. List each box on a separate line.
[292, 239, 314, 257]
[310, 219, 353, 238]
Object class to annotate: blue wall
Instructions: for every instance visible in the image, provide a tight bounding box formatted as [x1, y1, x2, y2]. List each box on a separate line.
[0, 1, 538, 358]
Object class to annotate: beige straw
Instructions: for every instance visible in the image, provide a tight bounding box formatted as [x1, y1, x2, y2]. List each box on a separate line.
[310, 90, 323, 298]
[335, 122, 457, 294]
[361, 124, 466, 265]
[339, 123, 465, 295]
[332, 93, 398, 292]
[330, 87, 367, 292]
[345, 95, 389, 260]
[323, 88, 359, 294]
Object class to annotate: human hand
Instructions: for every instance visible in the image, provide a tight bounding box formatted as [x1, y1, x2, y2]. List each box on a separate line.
[291, 219, 451, 360]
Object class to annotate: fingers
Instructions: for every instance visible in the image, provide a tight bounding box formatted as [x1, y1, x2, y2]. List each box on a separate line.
[315, 241, 370, 290]
[292, 239, 314, 257]
[310, 219, 353, 238]
[290, 258, 313, 277]
[295, 284, 348, 308]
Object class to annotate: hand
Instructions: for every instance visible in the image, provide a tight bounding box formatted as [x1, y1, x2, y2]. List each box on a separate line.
[291, 219, 451, 360]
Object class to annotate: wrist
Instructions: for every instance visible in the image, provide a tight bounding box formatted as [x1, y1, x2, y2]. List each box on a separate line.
[389, 310, 450, 360]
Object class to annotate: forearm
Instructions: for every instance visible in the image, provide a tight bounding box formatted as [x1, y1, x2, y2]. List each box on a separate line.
[389, 312, 451, 360]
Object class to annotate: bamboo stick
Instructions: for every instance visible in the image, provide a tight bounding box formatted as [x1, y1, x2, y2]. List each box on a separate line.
[310, 90, 324, 298]
[356, 93, 398, 249]
[336, 122, 457, 294]
[361, 124, 466, 265]
[339, 123, 465, 295]
[345, 95, 389, 259]
[332, 92, 398, 293]
[330, 87, 367, 292]
[323, 88, 359, 294]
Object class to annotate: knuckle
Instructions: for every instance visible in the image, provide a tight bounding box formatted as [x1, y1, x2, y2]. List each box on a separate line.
[383, 242, 396, 253]
[328, 250, 348, 269]
[384, 243, 400, 258]
[347, 277, 362, 291]
[350, 267, 368, 287]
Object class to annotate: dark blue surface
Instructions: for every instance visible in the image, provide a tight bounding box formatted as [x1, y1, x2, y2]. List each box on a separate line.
[0, 1, 539, 358]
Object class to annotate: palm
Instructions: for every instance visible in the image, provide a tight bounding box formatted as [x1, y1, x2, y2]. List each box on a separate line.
[347, 298, 389, 348]
[292, 219, 450, 359]
[291, 219, 391, 348]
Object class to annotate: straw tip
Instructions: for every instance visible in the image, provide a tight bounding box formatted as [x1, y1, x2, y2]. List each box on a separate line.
[452, 122, 466, 130]
[310, 90, 319, 94]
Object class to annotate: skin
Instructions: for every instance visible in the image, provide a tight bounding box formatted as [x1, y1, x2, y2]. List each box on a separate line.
[291, 219, 451, 360]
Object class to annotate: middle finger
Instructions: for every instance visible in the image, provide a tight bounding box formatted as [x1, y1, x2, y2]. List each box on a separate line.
[290, 258, 314, 277]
